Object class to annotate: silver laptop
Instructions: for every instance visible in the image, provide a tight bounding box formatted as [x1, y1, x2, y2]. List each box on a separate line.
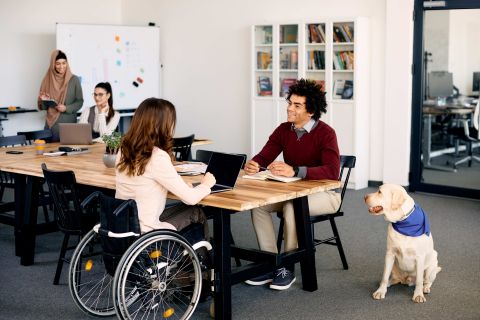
[193, 152, 245, 193]
[59, 123, 93, 145]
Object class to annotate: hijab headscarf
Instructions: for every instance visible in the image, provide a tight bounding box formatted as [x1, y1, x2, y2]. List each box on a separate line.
[39, 50, 73, 128]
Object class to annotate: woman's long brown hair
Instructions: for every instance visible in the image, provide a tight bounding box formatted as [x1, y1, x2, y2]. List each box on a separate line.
[117, 98, 176, 176]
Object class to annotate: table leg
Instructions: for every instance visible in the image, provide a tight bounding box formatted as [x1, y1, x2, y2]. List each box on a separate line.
[293, 196, 317, 292]
[213, 208, 232, 320]
[15, 174, 40, 266]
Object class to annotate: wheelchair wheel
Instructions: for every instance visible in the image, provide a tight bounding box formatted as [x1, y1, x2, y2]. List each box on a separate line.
[113, 230, 202, 320]
[69, 229, 116, 317]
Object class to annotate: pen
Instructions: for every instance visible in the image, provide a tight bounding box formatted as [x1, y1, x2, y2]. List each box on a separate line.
[259, 166, 268, 171]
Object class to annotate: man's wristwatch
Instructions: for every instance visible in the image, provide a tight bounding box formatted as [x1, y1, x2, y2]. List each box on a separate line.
[293, 166, 299, 176]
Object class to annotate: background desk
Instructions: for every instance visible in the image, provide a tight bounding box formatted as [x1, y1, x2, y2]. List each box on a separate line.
[0, 107, 37, 137]
[422, 105, 474, 172]
[0, 143, 340, 320]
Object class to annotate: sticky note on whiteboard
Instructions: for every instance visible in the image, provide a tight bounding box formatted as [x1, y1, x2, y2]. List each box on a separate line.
[115, 35, 120, 42]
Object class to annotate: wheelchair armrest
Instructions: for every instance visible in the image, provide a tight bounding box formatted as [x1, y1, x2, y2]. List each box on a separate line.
[112, 199, 137, 217]
[81, 191, 102, 209]
[93, 224, 140, 238]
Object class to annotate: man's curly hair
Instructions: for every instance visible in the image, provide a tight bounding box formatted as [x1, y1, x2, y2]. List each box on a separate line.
[287, 78, 327, 120]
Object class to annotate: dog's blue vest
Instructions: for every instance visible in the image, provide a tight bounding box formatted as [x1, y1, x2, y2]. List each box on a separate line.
[392, 204, 430, 237]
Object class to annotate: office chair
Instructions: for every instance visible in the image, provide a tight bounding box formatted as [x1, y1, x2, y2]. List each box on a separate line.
[448, 101, 480, 168]
[276, 155, 356, 270]
[173, 134, 195, 161]
[17, 129, 52, 144]
[41, 163, 98, 285]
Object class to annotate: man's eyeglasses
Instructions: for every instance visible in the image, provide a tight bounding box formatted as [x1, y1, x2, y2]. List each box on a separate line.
[93, 93, 105, 97]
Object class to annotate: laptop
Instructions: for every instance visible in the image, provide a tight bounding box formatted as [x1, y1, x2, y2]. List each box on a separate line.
[59, 123, 93, 145]
[194, 152, 246, 193]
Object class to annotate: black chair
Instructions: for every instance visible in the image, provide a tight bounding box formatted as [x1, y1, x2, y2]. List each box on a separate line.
[0, 135, 27, 224]
[173, 134, 195, 161]
[447, 101, 480, 168]
[41, 163, 98, 285]
[17, 129, 52, 144]
[276, 155, 356, 270]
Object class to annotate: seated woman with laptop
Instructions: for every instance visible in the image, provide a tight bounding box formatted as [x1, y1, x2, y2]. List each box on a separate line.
[115, 97, 216, 236]
[78, 82, 120, 139]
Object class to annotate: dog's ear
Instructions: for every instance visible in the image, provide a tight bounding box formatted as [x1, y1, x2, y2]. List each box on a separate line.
[391, 188, 406, 211]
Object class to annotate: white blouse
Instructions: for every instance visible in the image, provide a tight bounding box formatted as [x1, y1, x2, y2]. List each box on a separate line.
[115, 147, 211, 233]
[78, 106, 120, 137]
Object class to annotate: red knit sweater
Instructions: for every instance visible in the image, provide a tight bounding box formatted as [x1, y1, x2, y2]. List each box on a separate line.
[252, 121, 340, 180]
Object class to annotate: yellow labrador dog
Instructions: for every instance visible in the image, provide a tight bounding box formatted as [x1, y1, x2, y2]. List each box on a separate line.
[364, 184, 441, 303]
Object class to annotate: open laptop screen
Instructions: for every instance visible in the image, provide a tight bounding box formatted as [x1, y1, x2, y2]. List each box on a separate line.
[205, 152, 245, 188]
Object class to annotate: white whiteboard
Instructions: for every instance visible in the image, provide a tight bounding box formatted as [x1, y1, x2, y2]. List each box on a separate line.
[56, 23, 161, 110]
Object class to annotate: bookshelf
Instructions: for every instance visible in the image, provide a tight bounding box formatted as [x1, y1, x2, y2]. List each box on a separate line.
[251, 18, 369, 189]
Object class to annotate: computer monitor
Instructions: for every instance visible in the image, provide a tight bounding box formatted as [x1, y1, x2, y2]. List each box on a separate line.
[428, 71, 453, 98]
[472, 72, 480, 95]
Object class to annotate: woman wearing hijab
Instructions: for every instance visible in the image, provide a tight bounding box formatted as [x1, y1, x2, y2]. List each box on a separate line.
[38, 50, 83, 142]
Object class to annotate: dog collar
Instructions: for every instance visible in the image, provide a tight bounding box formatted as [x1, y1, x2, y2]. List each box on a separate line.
[399, 203, 415, 221]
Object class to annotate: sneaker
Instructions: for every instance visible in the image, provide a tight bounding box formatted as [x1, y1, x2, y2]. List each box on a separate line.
[269, 268, 296, 290]
[244, 271, 274, 286]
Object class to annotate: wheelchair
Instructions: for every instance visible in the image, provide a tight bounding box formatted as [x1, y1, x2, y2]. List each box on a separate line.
[68, 191, 213, 319]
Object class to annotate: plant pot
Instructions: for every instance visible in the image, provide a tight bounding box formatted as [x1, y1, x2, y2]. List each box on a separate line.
[103, 153, 117, 168]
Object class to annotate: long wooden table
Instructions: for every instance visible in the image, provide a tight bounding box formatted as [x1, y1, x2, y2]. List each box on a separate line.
[0, 142, 340, 320]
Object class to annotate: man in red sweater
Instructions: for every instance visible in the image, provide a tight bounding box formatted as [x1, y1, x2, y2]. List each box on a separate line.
[244, 78, 340, 290]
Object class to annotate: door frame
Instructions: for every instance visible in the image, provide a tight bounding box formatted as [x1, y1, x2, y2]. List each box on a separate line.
[410, 0, 480, 199]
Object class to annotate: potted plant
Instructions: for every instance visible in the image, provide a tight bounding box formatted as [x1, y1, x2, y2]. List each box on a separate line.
[101, 132, 122, 168]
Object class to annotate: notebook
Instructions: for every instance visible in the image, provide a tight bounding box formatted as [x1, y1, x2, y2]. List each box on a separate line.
[194, 152, 245, 193]
[59, 123, 93, 145]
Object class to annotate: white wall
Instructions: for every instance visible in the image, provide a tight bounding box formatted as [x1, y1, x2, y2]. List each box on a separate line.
[0, 0, 416, 187]
[449, 10, 480, 95]
[382, 0, 414, 186]
[121, 0, 390, 182]
[0, 0, 122, 135]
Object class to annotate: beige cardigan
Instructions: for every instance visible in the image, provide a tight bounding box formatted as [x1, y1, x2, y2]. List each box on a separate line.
[115, 147, 211, 233]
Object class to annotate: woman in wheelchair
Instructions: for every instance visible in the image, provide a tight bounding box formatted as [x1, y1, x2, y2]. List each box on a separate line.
[116, 97, 216, 235]
[69, 98, 216, 320]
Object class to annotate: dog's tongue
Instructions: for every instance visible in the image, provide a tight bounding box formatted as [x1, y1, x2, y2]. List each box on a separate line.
[369, 206, 383, 213]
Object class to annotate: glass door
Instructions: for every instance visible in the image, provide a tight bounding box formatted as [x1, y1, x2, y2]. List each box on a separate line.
[410, 0, 480, 198]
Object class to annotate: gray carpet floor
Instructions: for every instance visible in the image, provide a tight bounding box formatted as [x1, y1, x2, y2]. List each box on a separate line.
[1, 187, 479, 320]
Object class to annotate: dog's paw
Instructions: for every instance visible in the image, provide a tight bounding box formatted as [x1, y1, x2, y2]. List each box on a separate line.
[372, 289, 386, 300]
[413, 293, 426, 303]
[423, 286, 431, 294]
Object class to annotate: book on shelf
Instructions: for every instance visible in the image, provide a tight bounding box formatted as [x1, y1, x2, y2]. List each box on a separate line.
[281, 25, 298, 43]
[317, 25, 326, 43]
[333, 26, 346, 42]
[339, 25, 351, 42]
[242, 170, 301, 183]
[314, 80, 325, 92]
[341, 80, 354, 99]
[308, 24, 324, 43]
[290, 51, 298, 69]
[343, 24, 354, 42]
[281, 78, 297, 97]
[258, 76, 272, 96]
[333, 79, 345, 99]
[257, 51, 272, 69]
